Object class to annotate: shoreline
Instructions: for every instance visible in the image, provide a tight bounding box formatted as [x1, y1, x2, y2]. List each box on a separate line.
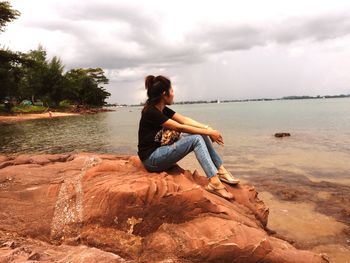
[0, 108, 115, 123]
[0, 112, 81, 123]
[178, 157, 350, 262]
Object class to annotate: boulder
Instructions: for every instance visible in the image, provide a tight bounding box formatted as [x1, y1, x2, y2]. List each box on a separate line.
[0, 153, 328, 262]
[274, 133, 291, 138]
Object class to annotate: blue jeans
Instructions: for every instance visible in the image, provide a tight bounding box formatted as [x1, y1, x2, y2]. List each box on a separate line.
[142, 133, 223, 178]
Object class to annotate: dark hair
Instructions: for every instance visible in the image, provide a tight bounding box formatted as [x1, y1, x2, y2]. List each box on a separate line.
[142, 75, 171, 113]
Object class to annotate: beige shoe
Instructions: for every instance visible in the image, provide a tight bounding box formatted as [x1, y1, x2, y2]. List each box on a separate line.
[205, 182, 234, 200]
[218, 171, 240, 185]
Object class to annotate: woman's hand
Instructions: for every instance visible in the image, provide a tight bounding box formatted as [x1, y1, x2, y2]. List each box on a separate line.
[207, 126, 215, 142]
[209, 129, 224, 145]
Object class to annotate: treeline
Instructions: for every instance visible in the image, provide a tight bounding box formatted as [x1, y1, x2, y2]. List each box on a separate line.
[131, 94, 350, 107]
[0, 1, 110, 108]
[282, 95, 350, 100]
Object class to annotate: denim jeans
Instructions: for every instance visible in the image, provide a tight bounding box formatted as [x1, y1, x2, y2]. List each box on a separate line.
[142, 133, 223, 178]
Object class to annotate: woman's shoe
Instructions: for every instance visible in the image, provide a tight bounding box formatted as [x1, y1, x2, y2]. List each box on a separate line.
[205, 182, 234, 200]
[218, 171, 240, 185]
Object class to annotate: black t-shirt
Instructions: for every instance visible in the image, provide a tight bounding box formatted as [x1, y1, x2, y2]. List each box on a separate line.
[137, 105, 176, 161]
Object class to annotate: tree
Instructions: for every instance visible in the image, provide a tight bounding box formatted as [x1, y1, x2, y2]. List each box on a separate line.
[84, 68, 109, 86]
[0, 2, 110, 107]
[19, 45, 48, 103]
[0, 1, 20, 32]
[0, 1, 22, 101]
[0, 49, 28, 101]
[42, 56, 65, 106]
[65, 68, 110, 106]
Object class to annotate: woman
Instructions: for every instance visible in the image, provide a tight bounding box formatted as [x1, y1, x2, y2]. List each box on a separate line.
[137, 75, 240, 200]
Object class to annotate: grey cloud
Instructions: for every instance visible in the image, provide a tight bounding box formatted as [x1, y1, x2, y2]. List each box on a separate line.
[188, 11, 350, 55]
[22, 4, 350, 73]
[60, 2, 158, 26]
[187, 24, 266, 53]
[273, 11, 350, 43]
[26, 3, 205, 69]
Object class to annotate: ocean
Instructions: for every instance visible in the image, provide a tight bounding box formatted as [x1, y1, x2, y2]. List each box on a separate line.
[1, 97, 350, 261]
[1, 98, 349, 184]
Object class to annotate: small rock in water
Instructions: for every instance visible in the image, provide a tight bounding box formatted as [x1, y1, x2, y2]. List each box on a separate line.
[275, 132, 291, 138]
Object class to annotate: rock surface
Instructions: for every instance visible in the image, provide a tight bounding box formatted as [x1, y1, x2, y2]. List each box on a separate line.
[0, 153, 329, 262]
[274, 133, 291, 138]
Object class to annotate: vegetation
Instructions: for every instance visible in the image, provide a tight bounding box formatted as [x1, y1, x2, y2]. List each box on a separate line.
[0, 1, 110, 113]
[0, 1, 20, 32]
[11, 105, 47, 113]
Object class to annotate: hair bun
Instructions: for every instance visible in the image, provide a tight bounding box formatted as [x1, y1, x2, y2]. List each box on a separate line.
[145, 75, 155, 90]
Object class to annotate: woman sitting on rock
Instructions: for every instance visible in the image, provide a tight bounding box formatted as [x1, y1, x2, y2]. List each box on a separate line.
[138, 75, 240, 200]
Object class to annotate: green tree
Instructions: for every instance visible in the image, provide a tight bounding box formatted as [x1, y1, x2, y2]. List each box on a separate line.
[42, 56, 65, 106]
[0, 2, 110, 108]
[0, 1, 20, 32]
[0, 1, 22, 101]
[19, 45, 48, 103]
[64, 68, 110, 106]
[0, 49, 24, 100]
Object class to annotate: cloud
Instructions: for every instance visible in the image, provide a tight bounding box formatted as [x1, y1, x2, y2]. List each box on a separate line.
[188, 11, 350, 55]
[23, 4, 350, 72]
[21, 1, 205, 68]
[3, 0, 350, 104]
[273, 11, 350, 42]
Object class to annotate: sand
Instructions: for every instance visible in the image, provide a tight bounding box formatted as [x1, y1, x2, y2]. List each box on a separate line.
[0, 112, 80, 123]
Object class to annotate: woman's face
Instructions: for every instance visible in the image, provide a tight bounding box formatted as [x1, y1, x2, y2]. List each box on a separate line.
[164, 86, 174, 105]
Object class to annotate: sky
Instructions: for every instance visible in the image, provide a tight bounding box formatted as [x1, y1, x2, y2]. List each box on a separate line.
[1, 0, 350, 104]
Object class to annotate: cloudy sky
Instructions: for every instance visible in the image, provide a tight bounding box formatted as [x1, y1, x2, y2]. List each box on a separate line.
[1, 0, 350, 104]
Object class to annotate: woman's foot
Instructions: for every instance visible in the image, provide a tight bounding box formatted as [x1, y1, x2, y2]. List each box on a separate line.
[205, 182, 234, 200]
[217, 166, 240, 185]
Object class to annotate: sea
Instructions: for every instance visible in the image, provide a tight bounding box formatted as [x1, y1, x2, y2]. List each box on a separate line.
[1, 98, 350, 261]
[1, 98, 349, 183]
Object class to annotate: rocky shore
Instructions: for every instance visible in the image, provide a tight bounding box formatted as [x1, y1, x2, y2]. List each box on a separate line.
[0, 153, 329, 262]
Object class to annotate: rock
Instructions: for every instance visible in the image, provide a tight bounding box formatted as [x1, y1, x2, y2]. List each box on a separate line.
[274, 133, 291, 138]
[0, 230, 128, 263]
[0, 153, 328, 262]
[0, 155, 9, 163]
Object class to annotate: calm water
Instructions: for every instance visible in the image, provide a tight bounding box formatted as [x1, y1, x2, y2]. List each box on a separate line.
[2, 98, 350, 261]
[1, 98, 350, 183]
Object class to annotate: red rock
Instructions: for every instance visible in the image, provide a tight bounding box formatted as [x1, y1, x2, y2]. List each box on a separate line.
[0, 230, 127, 263]
[0, 155, 9, 163]
[0, 153, 329, 262]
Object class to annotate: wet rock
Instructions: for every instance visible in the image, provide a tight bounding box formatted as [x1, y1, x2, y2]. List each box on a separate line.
[0, 153, 328, 262]
[274, 132, 291, 138]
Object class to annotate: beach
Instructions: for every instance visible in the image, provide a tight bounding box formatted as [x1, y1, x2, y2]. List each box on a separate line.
[0, 112, 80, 123]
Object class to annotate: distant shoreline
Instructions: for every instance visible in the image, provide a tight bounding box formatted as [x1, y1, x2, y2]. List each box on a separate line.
[128, 94, 350, 107]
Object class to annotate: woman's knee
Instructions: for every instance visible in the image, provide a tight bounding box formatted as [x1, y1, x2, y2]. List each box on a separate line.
[189, 134, 205, 146]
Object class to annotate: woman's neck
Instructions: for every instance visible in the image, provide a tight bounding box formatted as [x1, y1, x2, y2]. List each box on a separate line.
[154, 102, 165, 112]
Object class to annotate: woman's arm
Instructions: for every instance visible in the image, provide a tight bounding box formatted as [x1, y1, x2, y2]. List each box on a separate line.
[172, 112, 209, 129]
[162, 118, 224, 145]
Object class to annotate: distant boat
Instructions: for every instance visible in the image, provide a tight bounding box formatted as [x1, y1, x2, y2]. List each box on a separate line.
[217, 99, 220, 104]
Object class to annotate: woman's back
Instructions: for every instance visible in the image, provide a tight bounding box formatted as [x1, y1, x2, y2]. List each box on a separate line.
[137, 105, 175, 161]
